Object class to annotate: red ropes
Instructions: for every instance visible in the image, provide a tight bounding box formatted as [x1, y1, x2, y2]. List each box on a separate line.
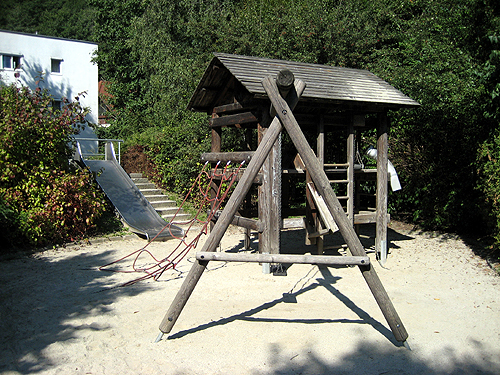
[99, 161, 245, 286]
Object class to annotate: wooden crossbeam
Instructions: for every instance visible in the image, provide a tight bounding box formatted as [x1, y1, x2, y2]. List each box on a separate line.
[209, 112, 258, 127]
[196, 252, 370, 266]
[201, 151, 254, 164]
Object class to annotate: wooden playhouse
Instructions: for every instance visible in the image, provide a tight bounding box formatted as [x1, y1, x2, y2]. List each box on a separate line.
[187, 53, 419, 262]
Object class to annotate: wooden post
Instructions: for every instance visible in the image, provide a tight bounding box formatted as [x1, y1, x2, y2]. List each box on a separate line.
[316, 116, 325, 254]
[376, 112, 389, 265]
[257, 108, 273, 272]
[244, 127, 253, 249]
[262, 76, 408, 344]
[210, 120, 222, 232]
[347, 122, 355, 225]
[157, 77, 306, 340]
[260, 70, 294, 267]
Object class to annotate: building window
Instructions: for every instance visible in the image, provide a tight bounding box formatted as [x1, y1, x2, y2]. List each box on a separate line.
[52, 100, 62, 111]
[2, 54, 22, 70]
[51, 58, 62, 73]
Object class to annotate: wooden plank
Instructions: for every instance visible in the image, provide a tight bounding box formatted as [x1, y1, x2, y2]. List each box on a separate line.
[201, 152, 254, 163]
[213, 102, 245, 113]
[282, 217, 305, 229]
[262, 75, 408, 344]
[210, 210, 261, 231]
[158, 78, 306, 337]
[293, 153, 306, 172]
[210, 112, 258, 127]
[306, 182, 339, 234]
[307, 228, 330, 238]
[354, 212, 390, 225]
[196, 252, 370, 266]
[317, 115, 325, 166]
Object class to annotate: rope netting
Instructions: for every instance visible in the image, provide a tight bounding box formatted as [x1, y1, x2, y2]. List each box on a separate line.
[99, 161, 245, 286]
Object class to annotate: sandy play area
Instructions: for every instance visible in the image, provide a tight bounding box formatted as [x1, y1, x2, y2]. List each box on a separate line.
[1, 222, 499, 375]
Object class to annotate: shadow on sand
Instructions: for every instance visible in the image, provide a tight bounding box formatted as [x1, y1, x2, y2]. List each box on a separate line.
[0, 247, 151, 374]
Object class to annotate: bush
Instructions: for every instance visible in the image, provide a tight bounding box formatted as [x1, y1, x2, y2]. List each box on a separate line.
[124, 113, 211, 197]
[477, 128, 500, 253]
[0, 84, 109, 248]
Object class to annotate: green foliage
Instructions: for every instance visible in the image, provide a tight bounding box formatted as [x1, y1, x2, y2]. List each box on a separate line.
[125, 112, 211, 196]
[477, 128, 500, 251]
[0, 0, 95, 41]
[2, 169, 107, 245]
[92, 0, 500, 240]
[0, 85, 86, 187]
[0, 84, 109, 248]
[355, 0, 500, 233]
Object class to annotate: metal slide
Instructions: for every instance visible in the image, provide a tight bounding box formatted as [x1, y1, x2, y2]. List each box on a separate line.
[74, 141, 184, 241]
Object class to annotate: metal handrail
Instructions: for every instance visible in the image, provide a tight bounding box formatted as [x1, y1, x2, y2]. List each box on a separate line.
[73, 137, 124, 164]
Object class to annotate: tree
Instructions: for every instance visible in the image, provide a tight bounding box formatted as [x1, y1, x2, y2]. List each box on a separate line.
[0, 0, 95, 41]
[92, 0, 500, 241]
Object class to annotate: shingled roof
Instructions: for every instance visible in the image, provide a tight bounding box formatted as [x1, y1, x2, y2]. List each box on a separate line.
[188, 53, 419, 113]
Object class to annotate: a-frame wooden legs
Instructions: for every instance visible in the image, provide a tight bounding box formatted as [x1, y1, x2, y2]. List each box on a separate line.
[156, 75, 408, 346]
[262, 76, 408, 343]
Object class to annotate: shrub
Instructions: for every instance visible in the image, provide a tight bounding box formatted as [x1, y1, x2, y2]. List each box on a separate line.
[0, 84, 109, 248]
[477, 128, 500, 253]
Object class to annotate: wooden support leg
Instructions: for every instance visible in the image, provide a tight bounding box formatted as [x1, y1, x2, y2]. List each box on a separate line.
[156, 79, 306, 340]
[376, 112, 389, 265]
[262, 76, 408, 344]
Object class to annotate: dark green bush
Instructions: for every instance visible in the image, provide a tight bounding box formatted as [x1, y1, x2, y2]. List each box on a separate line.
[477, 128, 500, 252]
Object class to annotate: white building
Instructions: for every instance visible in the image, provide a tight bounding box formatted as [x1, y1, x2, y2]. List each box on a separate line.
[0, 30, 98, 152]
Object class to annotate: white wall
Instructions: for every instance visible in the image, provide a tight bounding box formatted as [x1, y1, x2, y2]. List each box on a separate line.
[0, 30, 98, 152]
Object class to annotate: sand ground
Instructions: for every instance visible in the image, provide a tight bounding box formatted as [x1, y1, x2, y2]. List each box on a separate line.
[1, 222, 499, 375]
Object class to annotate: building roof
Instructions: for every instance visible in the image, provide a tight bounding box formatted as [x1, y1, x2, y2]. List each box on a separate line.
[188, 53, 419, 113]
[0, 29, 97, 45]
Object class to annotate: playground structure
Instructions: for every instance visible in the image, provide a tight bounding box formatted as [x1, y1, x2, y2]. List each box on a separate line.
[191, 53, 419, 263]
[73, 140, 184, 241]
[155, 55, 419, 347]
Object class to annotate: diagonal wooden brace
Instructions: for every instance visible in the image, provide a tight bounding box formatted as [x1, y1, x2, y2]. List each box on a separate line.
[157, 78, 306, 339]
[261, 76, 408, 343]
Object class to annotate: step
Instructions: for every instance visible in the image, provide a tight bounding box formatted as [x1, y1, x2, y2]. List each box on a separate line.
[144, 194, 172, 202]
[156, 207, 182, 216]
[129, 174, 191, 222]
[134, 182, 157, 190]
[131, 177, 149, 184]
[139, 188, 163, 196]
[163, 213, 191, 222]
[150, 200, 177, 209]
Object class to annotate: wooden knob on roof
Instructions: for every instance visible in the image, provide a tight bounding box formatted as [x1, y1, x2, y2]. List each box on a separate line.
[276, 69, 295, 91]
